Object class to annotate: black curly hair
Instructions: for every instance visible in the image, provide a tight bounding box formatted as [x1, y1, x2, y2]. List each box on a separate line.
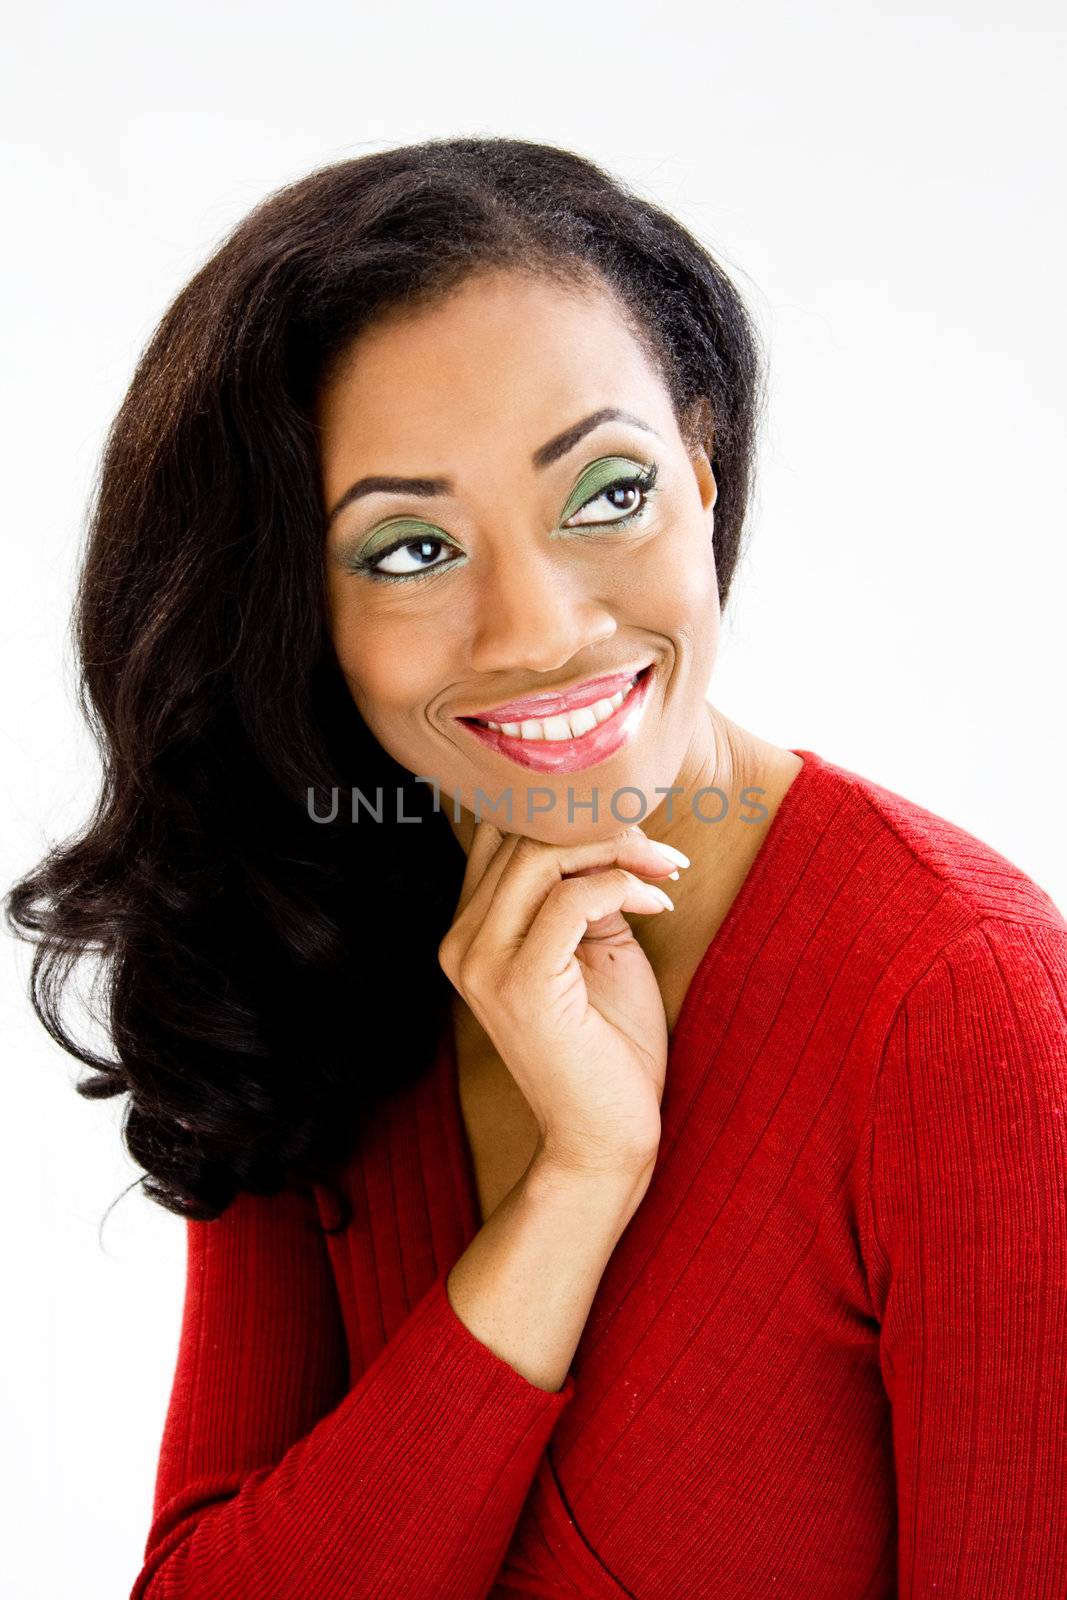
[5, 135, 767, 1233]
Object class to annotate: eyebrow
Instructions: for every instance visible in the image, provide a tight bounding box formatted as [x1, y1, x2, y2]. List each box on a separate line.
[324, 407, 661, 528]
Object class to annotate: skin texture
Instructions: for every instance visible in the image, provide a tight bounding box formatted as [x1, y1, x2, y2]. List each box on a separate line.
[318, 265, 803, 1032]
[317, 268, 806, 1382]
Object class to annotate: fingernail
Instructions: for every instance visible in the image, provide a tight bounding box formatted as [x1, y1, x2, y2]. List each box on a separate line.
[650, 886, 675, 910]
[650, 841, 691, 869]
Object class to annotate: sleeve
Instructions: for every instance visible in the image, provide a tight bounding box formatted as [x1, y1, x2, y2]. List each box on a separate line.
[860, 914, 1067, 1597]
[130, 1178, 575, 1600]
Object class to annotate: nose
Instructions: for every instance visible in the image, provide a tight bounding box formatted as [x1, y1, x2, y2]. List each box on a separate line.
[467, 543, 617, 676]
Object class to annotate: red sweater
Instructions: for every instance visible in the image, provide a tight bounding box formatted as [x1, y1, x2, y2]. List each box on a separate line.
[131, 748, 1067, 1599]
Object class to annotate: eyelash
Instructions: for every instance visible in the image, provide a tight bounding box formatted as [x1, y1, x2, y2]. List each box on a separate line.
[349, 461, 660, 585]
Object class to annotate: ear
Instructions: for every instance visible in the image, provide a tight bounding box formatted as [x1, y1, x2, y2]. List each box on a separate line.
[692, 447, 718, 514]
[682, 396, 718, 513]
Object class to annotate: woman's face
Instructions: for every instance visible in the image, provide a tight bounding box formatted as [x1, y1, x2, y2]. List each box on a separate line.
[318, 266, 720, 844]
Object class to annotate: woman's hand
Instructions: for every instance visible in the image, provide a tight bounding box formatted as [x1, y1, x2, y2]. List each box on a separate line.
[437, 821, 689, 1179]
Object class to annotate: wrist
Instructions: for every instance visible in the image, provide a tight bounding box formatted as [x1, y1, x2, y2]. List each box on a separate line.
[526, 1143, 657, 1216]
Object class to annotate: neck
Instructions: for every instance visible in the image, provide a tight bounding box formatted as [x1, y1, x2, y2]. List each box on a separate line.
[616, 702, 780, 990]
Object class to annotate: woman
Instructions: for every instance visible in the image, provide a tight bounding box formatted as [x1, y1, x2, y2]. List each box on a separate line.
[8, 136, 1067, 1599]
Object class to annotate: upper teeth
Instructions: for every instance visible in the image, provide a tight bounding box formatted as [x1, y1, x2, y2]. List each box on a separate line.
[483, 677, 637, 741]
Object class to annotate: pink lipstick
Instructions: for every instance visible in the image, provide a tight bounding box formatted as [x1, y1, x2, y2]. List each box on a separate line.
[460, 664, 652, 726]
[455, 662, 656, 774]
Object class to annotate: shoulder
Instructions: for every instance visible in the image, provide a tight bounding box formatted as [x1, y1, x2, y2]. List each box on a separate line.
[800, 747, 1066, 937]
[883, 915, 1067, 1087]
[858, 913, 1067, 1308]
[865, 912, 1067, 1147]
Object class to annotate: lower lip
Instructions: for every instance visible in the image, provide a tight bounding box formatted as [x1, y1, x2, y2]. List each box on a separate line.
[455, 664, 655, 774]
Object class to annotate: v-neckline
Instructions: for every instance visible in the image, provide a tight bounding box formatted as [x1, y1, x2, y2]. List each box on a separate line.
[437, 748, 823, 1242]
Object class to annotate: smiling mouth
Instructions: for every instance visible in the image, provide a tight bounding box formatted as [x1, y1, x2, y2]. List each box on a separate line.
[457, 663, 653, 744]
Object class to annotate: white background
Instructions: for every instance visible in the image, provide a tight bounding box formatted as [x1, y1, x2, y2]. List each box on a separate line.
[3, 2, 1064, 1595]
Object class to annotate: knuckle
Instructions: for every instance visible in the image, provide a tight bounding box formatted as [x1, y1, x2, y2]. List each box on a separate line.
[550, 873, 591, 906]
[457, 946, 491, 994]
[437, 931, 459, 976]
[616, 866, 646, 901]
[604, 865, 638, 894]
[597, 825, 642, 858]
[510, 834, 542, 866]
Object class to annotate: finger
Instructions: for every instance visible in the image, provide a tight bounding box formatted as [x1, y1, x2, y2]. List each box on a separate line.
[465, 828, 684, 956]
[518, 868, 673, 981]
[453, 819, 510, 919]
[451, 824, 633, 950]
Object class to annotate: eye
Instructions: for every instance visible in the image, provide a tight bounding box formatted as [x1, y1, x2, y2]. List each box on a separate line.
[365, 532, 458, 580]
[347, 518, 462, 582]
[559, 457, 660, 530]
[348, 457, 660, 585]
[563, 469, 657, 527]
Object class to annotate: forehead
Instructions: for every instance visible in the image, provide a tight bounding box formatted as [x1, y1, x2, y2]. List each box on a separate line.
[315, 268, 674, 473]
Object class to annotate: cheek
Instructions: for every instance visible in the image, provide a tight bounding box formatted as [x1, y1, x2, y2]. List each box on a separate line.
[629, 517, 718, 623]
[627, 523, 719, 697]
[330, 609, 445, 735]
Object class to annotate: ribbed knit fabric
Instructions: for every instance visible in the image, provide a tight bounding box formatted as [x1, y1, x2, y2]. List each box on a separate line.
[131, 748, 1067, 1599]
